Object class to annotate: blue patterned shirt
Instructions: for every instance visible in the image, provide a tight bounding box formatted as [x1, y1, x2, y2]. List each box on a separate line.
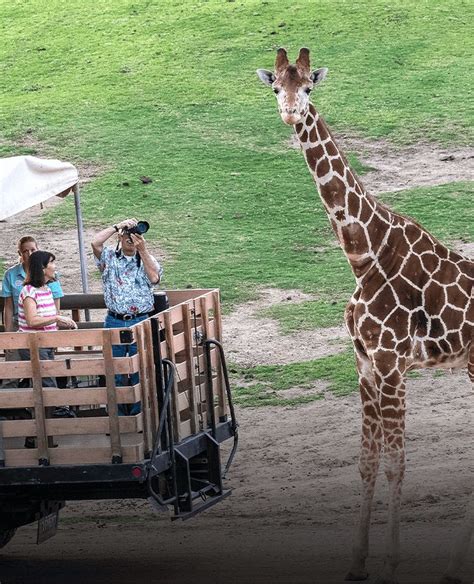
[95, 247, 163, 314]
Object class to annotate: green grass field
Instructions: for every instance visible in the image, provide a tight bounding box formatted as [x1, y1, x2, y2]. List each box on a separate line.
[1, 0, 472, 404]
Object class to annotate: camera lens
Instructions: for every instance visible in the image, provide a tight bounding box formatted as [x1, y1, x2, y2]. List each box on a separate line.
[135, 221, 150, 235]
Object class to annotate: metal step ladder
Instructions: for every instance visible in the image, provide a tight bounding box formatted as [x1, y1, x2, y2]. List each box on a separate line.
[146, 324, 238, 519]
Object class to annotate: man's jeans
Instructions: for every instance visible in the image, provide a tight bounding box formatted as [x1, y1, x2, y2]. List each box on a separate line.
[104, 313, 148, 416]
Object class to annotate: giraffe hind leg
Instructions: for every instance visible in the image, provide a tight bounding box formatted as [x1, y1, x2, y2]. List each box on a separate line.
[440, 344, 473, 584]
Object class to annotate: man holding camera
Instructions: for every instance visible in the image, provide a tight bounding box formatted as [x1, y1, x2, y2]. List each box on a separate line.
[91, 218, 162, 415]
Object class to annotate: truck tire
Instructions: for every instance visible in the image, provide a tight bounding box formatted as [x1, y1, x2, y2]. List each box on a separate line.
[0, 528, 16, 548]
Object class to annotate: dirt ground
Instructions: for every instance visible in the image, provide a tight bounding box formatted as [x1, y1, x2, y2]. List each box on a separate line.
[0, 140, 473, 583]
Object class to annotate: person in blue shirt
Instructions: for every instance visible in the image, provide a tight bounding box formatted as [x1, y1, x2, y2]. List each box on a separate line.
[2, 236, 63, 332]
[91, 219, 163, 415]
[1, 236, 64, 389]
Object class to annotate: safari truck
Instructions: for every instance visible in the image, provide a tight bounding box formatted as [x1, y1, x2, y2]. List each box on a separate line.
[0, 157, 238, 546]
[0, 289, 238, 547]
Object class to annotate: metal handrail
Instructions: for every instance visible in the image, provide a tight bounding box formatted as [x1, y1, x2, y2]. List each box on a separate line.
[147, 359, 179, 510]
[202, 339, 239, 479]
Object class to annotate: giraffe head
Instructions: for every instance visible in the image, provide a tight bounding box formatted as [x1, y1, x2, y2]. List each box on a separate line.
[257, 48, 328, 125]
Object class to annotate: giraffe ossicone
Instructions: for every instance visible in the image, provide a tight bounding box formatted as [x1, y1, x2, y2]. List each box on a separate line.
[257, 47, 473, 584]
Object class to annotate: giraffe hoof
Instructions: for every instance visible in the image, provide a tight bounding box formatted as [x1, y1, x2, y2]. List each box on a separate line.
[344, 571, 369, 581]
[439, 576, 462, 584]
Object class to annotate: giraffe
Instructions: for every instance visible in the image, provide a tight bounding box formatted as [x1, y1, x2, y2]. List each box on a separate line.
[257, 47, 473, 584]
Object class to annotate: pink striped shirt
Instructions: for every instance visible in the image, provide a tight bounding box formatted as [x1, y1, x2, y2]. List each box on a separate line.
[18, 285, 58, 332]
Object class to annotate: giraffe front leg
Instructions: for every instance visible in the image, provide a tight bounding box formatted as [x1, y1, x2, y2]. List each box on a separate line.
[346, 352, 383, 581]
[374, 361, 406, 584]
[440, 349, 474, 584]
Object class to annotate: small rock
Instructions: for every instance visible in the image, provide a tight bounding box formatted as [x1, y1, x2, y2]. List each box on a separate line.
[139, 176, 153, 184]
[439, 154, 455, 162]
[121, 181, 130, 187]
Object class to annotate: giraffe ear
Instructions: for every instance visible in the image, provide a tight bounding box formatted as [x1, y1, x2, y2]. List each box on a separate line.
[311, 67, 328, 86]
[257, 69, 276, 87]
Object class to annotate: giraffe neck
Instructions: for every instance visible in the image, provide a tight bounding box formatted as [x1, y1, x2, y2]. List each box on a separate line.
[295, 104, 393, 278]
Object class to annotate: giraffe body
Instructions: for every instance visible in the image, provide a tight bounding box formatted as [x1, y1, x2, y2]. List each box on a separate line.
[257, 48, 473, 584]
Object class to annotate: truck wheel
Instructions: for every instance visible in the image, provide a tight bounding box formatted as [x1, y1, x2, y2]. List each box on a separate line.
[0, 528, 16, 548]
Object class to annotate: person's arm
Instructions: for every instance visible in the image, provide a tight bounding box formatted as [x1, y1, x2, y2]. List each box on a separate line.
[3, 296, 14, 332]
[91, 218, 138, 259]
[23, 297, 77, 329]
[54, 297, 61, 313]
[130, 234, 161, 284]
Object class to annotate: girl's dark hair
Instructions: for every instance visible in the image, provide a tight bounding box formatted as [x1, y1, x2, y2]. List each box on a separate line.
[24, 250, 56, 288]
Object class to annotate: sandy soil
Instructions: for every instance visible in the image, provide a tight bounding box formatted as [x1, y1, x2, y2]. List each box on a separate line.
[1, 369, 472, 584]
[0, 139, 472, 583]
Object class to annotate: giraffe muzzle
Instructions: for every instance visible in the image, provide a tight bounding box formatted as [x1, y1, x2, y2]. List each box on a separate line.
[281, 110, 302, 125]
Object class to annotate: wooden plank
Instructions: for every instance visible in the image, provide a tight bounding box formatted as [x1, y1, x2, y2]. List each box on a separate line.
[186, 321, 215, 341]
[166, 289, 215, 306]
[178, 389, 194, 412]
[196, 348, 219, 371]
[143, 320, 159, 437]
[175, 360, 188, 381]
[102, 329, 122, 462]
[0, 329, 129, 351]
[164, 311, 181, 442]
[169, 332, 185, 354]
[29, 334, 49, 464]
[153, 313, 165, 330]
[181, 302, 198, 433]
[169, 304, 186, 326]
[159, 339, 168, 360]
[179, 419, 192, 440]
[0, 354, 139, 379]
[134, 324, 150, 454]
[4, 443, 144, 467]
[0, 386, 140, 408]
[155, 331, 185, 355]
[199, 294, 211, 430]
[0, 414, 142, 438]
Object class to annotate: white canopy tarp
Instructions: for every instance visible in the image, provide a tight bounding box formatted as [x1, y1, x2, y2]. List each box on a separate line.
[0, 156, 78, 221]
[0, 155, 88, 293]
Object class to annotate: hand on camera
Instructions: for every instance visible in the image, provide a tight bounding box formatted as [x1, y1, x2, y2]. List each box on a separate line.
[130, 233, 146, 252]
[117, 218, 138, 230]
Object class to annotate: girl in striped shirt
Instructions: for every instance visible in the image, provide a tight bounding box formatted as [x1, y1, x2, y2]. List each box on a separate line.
[18, 251, 76, 332]
[18, 251, 77, 427]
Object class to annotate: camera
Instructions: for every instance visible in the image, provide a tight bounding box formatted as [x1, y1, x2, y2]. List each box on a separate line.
[123, 221, 150, 236]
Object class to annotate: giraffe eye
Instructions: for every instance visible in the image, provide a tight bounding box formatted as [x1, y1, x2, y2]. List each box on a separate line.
[304, 87, 312, 94]
[273, 87, 280, 94]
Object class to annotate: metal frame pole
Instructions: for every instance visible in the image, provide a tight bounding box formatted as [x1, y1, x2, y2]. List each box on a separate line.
[73, 183, 91, 322]
[73, 184, 89, 294]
